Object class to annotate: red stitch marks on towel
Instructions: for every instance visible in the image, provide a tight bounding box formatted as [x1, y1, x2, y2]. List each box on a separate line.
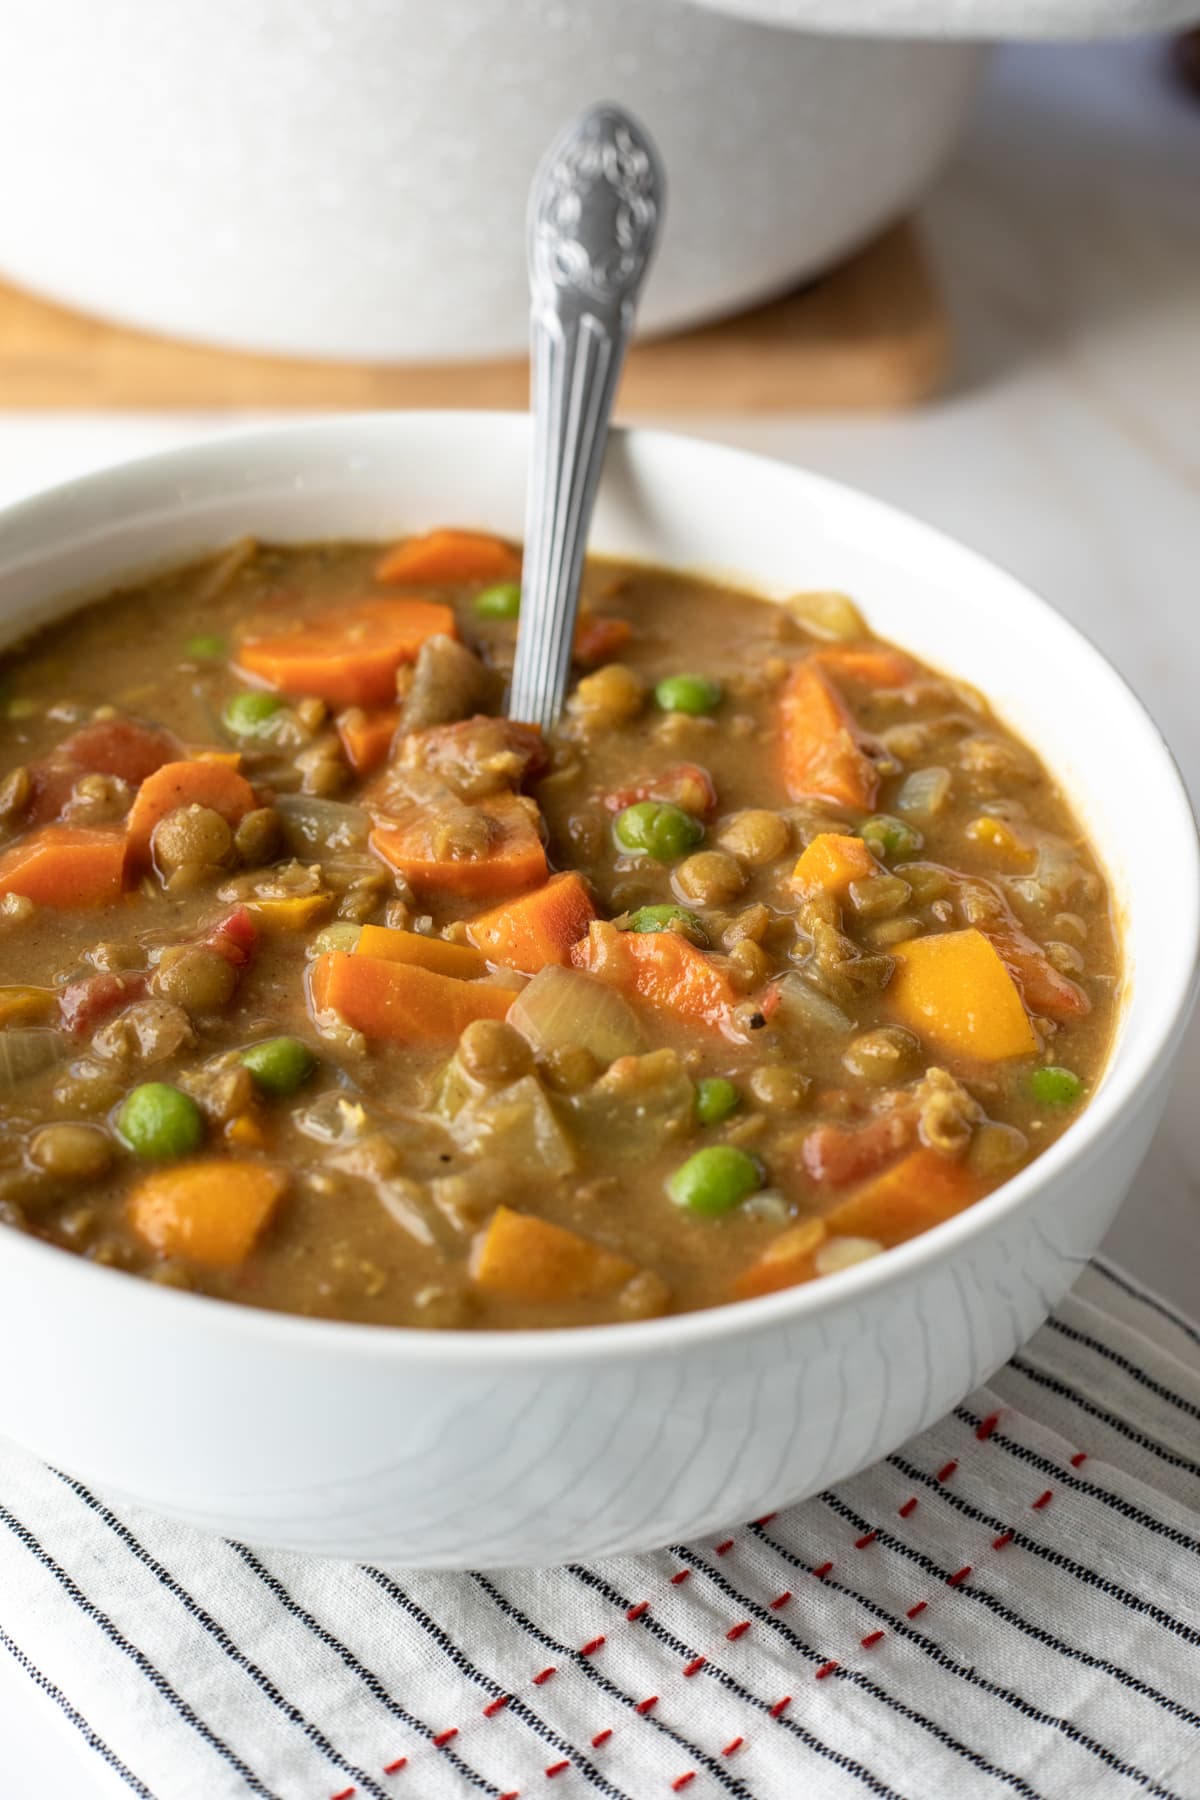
[812, 1560, 833, 1579]
[592, 1729, 613, 1748]
[726, 1620, 751, 1641]
[1070, 1451, 1088, 1468]
[815, 1660, 840, 1680]
[936, 1459, 958, 1483]
[670, 1568, 691, 1586]
[483, 1694, 511, 1718]
[754, 1512, 777, 1527]
[499, 1791, 520, 1800]
[723, 1737, 744, 1756]
[331, 1788, 356, 1799]
[769, 1590, 792, 1610]
[905, 1601, 927, 1620]
[860, 1630, 885, 1649]
[432, 1728, 458, 1749]
[947, 1565, 972, 1588]
[532, 1667, 557, 1686]
[992, 1531, 1014, 1550]
[546, 1760, 571, 1777]
[636, 1696, 659, 1716]
[1031, 1490, 1053, 1511]
[898, 1497, 918, 1519]
[854, 1530, 877, 1549]
[382, 1756, 407, 1775]
[672, 1775, 697, 1792]
[975, 1411, 1001, 1441]
[627, 1601, 649, 1622]
[580, 1635, 606, 1656]
[714, 1538, 735, 1556]
[770, 1695, 792, 1718]
[683, 1656, 706, 1677]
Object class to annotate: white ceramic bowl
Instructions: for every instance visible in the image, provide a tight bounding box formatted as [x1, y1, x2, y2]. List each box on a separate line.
[0, 414, 1195, 1567]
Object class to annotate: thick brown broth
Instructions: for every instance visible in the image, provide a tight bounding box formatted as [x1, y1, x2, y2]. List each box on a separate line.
[0, 535, 1120, 1328]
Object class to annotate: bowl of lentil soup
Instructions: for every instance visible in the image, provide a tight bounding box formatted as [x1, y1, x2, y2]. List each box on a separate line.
[0, 414, 1193, 1565]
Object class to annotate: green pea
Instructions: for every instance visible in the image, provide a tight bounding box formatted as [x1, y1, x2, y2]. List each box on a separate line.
[654, 674, 722, 715]
[185, 634, 227, 661]
[242, 1036, 318, 1097]
[613, 800, 704, 862]
[695, 1077, 740, 1127]
[860, 814, 923, 861]
[1030, 1065, 1084, 1107]
[667, 1145, 762, 1216]
[474, 582, 522, 620]
[626, 904, 707, 944]
[223, 690, 284, 737]
[116, 1083, 204, 1160]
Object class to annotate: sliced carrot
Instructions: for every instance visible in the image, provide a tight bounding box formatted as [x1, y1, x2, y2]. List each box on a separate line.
[733, 1218, 827, 1300]
[126, 760, 256, 869]
[570, 919, 736, 1031]
[370, 791, 547, 901]
[308, 950, 511, 1044]
[888, 927, 1038, 1061]
[0, 825, 126, 908]
[236, 598, 455, 708]
[778, 659, 878, 810]
[375, 528, 520, 587]
[127, 1159, 287, 1267]
[247, 893, 333, 931]
[574, 615, 633, 665]
[467, 872, 597, 975]
[823, 1147, 981, 1247]
[792, 831, 878, 899]
[815, 647, 918, 689]
[471, 1205, 636, 1303]
[336, 707, 400, 776]
[356, 924, 487, 979]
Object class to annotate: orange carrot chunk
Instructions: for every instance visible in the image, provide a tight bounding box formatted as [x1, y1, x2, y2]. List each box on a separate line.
[355, 924, 487, 979]
[126, 760, 257, 870]
[814, 647, 918, 690]
[375, 529, 520, 587]
[571, 919, 736, 1031]
[467, 872, 598, 975]
[792, 831, 878, 899]
[0, 825, 126, 908]
[888, 927, 1038, 1062]
[309, 950, 511, 1044]
[734, 1219, 827, 1301]
[471, 1205, 636, 1303]
[779, 659, 878, 810]
[236, 598, 455, 708]
[335, 708, 400, 776]
[823, 1147, 982, 1247]
[370, 792, 547, 901]
[127, 1159, 287, 1267]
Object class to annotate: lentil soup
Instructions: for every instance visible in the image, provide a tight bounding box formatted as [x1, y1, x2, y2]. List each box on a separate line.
[0, 530, 1120, 1328]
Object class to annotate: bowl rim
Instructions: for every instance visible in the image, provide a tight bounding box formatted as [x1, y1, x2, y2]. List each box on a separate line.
[0, 410, 1196, 1368]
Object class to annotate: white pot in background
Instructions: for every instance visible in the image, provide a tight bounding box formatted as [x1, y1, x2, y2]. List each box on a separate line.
[0, 0, 984, 360]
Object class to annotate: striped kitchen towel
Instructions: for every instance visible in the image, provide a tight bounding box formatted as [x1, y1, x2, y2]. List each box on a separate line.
[2, 1258, 1199, 1800]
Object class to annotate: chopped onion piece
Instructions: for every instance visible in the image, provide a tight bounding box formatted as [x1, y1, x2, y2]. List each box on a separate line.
[896, 766, 952, 820]
[771, 972, 852, 1035]
[0, 1028, 63, 1090]
[276, 794, 370, 856]
[508, 965, 645, 1066]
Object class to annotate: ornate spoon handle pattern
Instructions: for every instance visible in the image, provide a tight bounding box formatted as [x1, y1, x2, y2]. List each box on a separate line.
[507, 104, 664, 731]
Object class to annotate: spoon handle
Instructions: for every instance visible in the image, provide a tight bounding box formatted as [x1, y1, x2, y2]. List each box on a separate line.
[507, 104, 664, 732]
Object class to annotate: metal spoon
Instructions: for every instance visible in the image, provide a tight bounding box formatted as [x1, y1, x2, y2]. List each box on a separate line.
[507, 103, 664, 732]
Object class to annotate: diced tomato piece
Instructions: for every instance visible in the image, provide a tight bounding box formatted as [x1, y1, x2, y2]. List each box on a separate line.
[603, 763, 718, 819]
[61, 719, 179, 786]
[204, 905, 258, 970]
[59, 970, 146, 1036]
[802, 1113, 914, 1187]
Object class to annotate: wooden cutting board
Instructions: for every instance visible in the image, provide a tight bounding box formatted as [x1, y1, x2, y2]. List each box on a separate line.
[0, 220, 947, 412]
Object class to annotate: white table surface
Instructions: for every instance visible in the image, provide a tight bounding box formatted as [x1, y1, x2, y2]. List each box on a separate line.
[2, 34, 1198, 1796]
